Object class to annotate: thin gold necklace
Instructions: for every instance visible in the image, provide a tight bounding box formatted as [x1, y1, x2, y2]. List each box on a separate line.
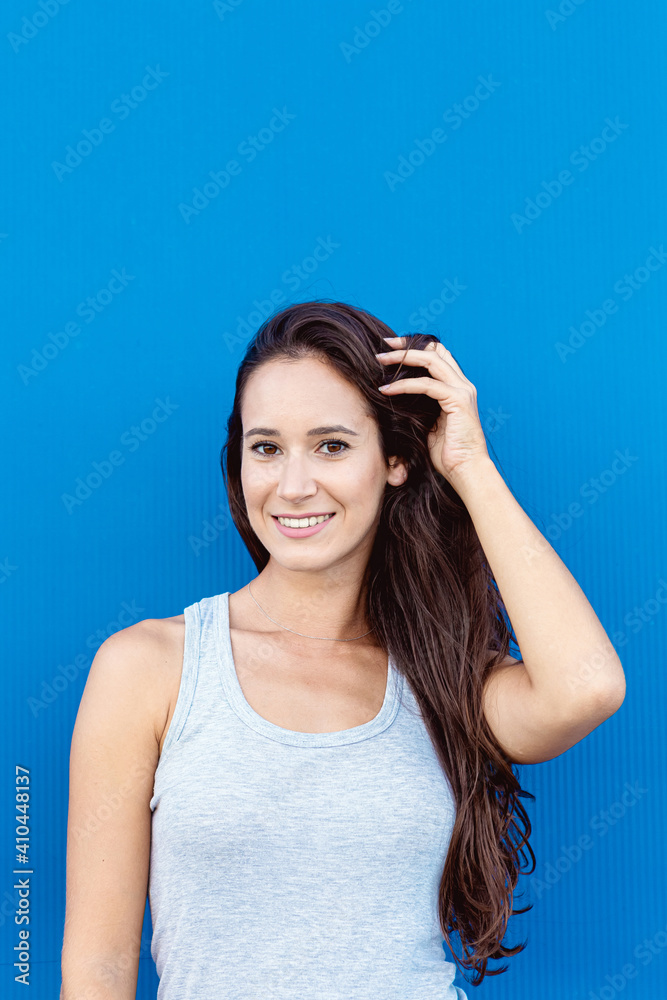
[246, 580, 375, 641]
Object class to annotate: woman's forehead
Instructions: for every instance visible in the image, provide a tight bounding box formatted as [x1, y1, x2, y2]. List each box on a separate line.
[244, 357, 365, 409]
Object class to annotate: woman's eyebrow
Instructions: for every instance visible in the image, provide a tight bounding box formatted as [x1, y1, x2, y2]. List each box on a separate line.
[243, 425, 359, 438]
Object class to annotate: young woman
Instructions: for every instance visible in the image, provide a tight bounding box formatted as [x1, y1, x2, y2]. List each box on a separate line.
[61, 300, 626, 999]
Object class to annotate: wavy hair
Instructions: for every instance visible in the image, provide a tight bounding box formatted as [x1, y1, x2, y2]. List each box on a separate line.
[219, 299, 536, 985]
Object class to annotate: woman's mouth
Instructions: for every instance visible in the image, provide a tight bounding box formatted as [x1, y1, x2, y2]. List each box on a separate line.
[272, 512, 335, 538]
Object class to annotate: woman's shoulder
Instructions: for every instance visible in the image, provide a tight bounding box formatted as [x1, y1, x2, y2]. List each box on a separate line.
[93, 613, 186, 755]
[102, 611, 185, 660]
[112, 591, 226, 688]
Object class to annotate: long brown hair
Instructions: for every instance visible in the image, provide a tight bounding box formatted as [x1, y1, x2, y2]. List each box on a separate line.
[220, 299, 536, 985]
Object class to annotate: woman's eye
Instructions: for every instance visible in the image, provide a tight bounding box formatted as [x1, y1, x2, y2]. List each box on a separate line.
[320, 439, 348, 455]
[250, 439, 348, 457]
[251, 442, 278, 456]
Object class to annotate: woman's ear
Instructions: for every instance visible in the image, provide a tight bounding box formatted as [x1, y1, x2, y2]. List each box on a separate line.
[386, 456, 408, 487]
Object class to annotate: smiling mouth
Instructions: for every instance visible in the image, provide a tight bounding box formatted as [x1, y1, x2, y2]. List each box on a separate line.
[273, 513, 335, 527]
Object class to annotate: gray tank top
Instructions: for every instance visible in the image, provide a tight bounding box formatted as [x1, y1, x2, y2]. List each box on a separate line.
[148, 592, 468, 999]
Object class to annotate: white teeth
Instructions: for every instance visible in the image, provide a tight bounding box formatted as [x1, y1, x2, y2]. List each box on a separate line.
[276, 514, 334, 528]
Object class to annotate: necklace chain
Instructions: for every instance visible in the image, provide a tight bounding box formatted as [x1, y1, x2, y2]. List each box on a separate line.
[246, 580, 375, 641]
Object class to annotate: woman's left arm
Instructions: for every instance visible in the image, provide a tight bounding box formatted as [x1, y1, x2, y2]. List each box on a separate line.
[375, 336, 626, 764]
[448, 455, 626, 764]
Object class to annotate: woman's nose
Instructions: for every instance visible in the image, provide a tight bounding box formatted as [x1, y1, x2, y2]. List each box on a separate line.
[275, 455, 318, 500]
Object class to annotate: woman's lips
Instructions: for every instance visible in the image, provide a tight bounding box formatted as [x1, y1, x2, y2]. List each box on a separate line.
[272, 513, 335, 538]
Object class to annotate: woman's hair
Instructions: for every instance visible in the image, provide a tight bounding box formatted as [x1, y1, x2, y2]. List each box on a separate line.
[220, 299, 536, 985]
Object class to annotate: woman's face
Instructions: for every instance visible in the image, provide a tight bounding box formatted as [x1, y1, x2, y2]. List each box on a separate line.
[240, 356, 407, 574]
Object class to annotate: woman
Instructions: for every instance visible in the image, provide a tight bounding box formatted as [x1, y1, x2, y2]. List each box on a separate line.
[60, 300, 626, 999]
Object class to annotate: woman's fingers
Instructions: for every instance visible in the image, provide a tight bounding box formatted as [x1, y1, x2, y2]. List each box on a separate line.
[379, 336, 468, 381]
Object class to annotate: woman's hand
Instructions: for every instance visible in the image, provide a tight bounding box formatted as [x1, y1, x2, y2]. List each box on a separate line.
[375, 335, 490, 486]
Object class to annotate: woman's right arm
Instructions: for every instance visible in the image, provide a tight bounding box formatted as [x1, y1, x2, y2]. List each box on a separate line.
[60, 620, 168, 999]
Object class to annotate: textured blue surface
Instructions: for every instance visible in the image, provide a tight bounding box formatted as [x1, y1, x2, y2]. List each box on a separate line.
[1, 1, 665, 997]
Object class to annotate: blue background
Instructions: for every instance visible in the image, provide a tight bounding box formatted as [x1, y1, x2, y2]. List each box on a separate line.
[2, 1, 666, 996]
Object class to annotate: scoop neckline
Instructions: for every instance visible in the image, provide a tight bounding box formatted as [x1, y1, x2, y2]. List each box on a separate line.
[215, 591, 403, 747]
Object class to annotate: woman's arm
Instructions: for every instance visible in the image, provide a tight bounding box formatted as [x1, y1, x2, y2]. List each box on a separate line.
[454, 457, 626, 764]
[375, 336, 626, 764]
[60, 622, 167, 999]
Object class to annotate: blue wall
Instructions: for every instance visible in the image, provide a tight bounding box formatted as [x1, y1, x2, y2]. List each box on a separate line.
[2, 1, 665, 996]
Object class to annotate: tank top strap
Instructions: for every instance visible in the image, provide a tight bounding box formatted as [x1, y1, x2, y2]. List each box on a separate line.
[157, 595, 222, 760]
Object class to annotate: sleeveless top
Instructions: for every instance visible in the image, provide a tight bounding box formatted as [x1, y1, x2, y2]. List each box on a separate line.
[148, 592, 469, 1000]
